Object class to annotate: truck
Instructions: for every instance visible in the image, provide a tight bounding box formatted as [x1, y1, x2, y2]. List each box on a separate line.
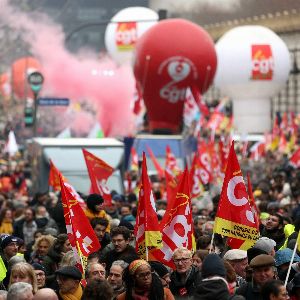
[27, 138, 124, 195]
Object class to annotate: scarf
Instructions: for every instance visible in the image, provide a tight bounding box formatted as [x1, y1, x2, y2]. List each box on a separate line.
[0, 220, 13, 235]
[59, 284, 83, 300]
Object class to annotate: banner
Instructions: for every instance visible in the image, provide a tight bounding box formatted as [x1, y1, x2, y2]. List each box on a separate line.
[214, 141, 259, 250]
[60, 176, 100, 278]
[82, 149, 113, 206]
[135, 153, 162, 259]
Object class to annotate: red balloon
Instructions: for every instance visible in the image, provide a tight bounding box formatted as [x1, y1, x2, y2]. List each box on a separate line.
[11, 57, 42, 100]
[134, 19, 217, 134]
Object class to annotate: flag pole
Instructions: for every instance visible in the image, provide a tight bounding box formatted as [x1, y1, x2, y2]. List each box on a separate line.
[145, 246, 149, 261]
[209, 232, 215, 253]
[284, 240, 297, 287]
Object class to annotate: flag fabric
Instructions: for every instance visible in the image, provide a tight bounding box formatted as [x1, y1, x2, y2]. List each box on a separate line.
[249, 141, 265, 161]
[146, 146, 164, 179]
[130, 147, 139, 172]
[183, 87, 200, 127]
[165, 145, 181, 177]
[49, 160, 64, 191]
[290, 148, 300, 168]
[247, 172, 260, 229]
[152, 169, 194, 268]
[59, 176, 101, 278]
[165, 172, 178, 212]
[135, 153, 162, 260]
[213, 141, 259, 250]
[82, 149, 113, 206]
[190, 86, 209, 117]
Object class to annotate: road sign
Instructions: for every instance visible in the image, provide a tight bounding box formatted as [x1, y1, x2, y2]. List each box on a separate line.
[37, 97, 70, 106]
[28, 71, 44, 93]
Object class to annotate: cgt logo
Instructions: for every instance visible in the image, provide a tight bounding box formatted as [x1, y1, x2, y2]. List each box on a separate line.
[251, 44, 274, 80]
[116, 22, 137, 50]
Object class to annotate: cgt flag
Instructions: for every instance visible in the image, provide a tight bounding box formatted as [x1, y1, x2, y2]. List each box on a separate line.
[49, 159, 65, 191]
[82, 149, 114, 206]
[165, 145, 181, 177]
[135, 152, 162, 260]
[60, 175, 101, 277]
[152, 168, 195, 269]
[214, 141, 259, 250]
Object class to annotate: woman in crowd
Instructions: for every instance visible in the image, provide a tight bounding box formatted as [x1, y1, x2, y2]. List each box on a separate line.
[117, 259, 174, 300]
[0, 208, 13, 235]
[30, 234, 55, 264]
[260, 280, 289, 300]
[9, 262, 38, 294]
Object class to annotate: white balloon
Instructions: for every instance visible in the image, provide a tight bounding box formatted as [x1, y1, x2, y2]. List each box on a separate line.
[105, 7, 158, 65]
[214, 26, 290, 134]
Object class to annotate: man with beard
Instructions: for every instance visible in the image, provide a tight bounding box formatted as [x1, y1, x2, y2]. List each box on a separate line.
[107, 260, 128, 298]
[99, 226, 139, 272]
[261, 213, 286, 250]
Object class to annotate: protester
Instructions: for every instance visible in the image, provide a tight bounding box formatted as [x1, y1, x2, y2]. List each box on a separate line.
[85, 262, 106, 285]
[33, 288, 58, 300]
[55, 266, 82, 300]
[90, 217, 111, 250]
[99, 226, 139, 272]
[194, 253, 229, 300]
[0, 209, 13, 235]
[31, 263, 46, 290]
[9, 262, 38, 294]
[30, 235, 55, 264]
[260, 279, 289, 300]
[107, 260, 128, 298]
[117, 259, 174, 300]
[223, 249, 248, 287]
[82, 279, 114, 300]
[7, 282, 33, 300]
[236, 254, 276, 300]
[149, 261, 171, 288]
[169, 247, 202, 298]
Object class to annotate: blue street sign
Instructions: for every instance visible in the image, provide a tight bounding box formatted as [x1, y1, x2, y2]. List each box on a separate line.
[37, 98, 70, 106]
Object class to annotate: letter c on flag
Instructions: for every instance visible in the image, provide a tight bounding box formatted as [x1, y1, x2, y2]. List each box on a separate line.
[227, 176, 248, 206]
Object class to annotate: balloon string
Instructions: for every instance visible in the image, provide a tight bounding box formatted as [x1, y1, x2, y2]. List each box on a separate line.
[141, 55, 151, 92]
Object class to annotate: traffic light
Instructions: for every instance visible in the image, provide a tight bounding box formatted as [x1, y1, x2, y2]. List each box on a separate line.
[24, 106, 34, 127]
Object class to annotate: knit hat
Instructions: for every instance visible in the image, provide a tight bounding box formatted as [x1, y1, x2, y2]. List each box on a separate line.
[149, 261, 169, 278]
[202, 253, 226, 278]
[129, 260, 150, 275]
[31, 263, 46, 273]
[119, 220, 134, 231]
[0, 235, 18, 250]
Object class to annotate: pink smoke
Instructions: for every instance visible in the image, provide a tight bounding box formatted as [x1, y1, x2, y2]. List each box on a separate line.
[0, 1, 136, 137]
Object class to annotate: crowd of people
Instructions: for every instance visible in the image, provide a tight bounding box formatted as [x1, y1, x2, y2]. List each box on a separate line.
[0, 126, 300, 300]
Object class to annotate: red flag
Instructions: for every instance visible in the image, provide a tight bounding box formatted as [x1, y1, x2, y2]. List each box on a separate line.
[190, 86, 209, 116]
[146, 146, 164, 179]
[135, 153, 162, 260]
[59, 176, 100, 278]
[130, 147, 139, 172]
[82, 149, 113, 206]
[152, 169, 194, 268]
[250, 141, 265, 161]
[165, 172, 177, 211]
[214, 141, 259, 250]
[290, 148, 300, 168]
[247, 172, 260, 229]
[165, 145, 181, 177]
[48, 160, 64, 191]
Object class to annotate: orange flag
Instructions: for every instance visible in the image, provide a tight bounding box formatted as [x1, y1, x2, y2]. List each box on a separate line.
[49, 160, 65, 191]
[152, 169, 194, 269]
[165, 145, 181, 177]
[59, 176, 100, 279]
[82, 149, 113, 206]
[146, 145, 164, 179]
[214, 141, 259, 250]
[130, 147, 139, 172]
[135, 153, 162, 260]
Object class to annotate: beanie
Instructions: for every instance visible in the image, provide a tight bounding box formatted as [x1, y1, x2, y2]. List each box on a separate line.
[149, 261, 169, 278]
[202, 253, 226, 278]
[1, 235, 18, 250]
[119, 220, 134, 231]
[31, 263, 46, 273]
